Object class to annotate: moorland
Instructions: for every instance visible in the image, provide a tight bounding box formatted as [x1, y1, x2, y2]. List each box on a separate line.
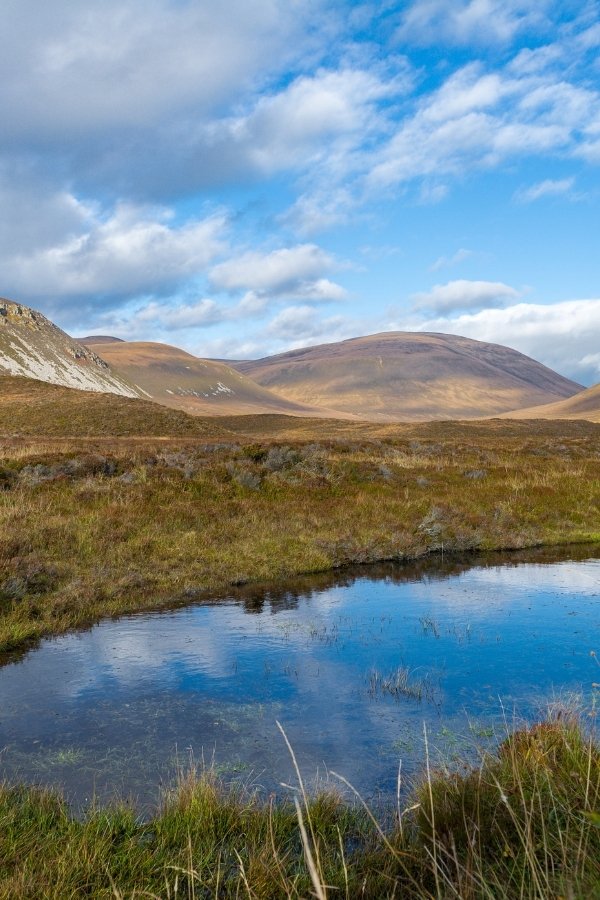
[2, 375, 600, 659]
[1, 308, 600, 898]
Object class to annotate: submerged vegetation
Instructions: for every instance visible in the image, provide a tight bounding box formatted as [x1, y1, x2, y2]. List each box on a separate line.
[2, 417, 600, 655]
[368, 666, 437, 702]
[0, 717, 598, 898]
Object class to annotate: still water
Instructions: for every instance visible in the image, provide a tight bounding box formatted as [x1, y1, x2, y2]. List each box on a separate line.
[1, 546, 599, 811]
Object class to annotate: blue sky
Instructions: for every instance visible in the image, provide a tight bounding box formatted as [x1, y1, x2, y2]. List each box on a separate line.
[2, 0, 600, 382]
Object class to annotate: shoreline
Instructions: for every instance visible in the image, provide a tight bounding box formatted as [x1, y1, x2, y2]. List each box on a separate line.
[3, 426, 600, 655]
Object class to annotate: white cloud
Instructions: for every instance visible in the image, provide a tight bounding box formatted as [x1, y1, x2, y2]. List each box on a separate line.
[0, 0, 311, 139]
[88, 269, 348, 344]
[121, 299, 226, 333]
[0, 175, 94, 257]
[366, 59, 599, 191]
[2, 200, 227, 311]
[419, 182, 450, 204]
[209, 244, 341, 298]
[281, 188, 358, 236]
[430, 248, 473, 271]
[396, 0, 553, 46]
[223, 68, 400, 176]
[422, 66, 514, 122]
[412, 279, 521, 313]
[403, 299, 600, 383]
[514, 177, 576, 202]
[266, 304, 352, 346]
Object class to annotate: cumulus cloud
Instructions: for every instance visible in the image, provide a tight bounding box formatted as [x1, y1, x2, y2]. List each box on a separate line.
[412, 279, 521, 313]
[0, 174, 92, 257]
[281, 188, 358, 236]
[0, 0, 309, 140]
[0, 1, 387, 204]
[405, 299, 600, 383]
[1, 196, 227, 315]
[209, 244, 345, 301]
[1, 0, 598, 361]
[117, 299, 226, 335]
[217, 68, 400, 176]
[266, 305, 352, 345]
[514, 177, 576, 202]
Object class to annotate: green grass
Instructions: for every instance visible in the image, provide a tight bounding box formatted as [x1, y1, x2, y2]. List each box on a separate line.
[0, 717, 598, 898]
[2, 420, 600, 655]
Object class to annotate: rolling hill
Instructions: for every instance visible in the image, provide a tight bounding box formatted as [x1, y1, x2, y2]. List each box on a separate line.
[82, 339, 345, 418]
[229, 331, 583, 422]
[0, 375, 232, 438]
[0, 299, 139, 397]
[500, 382, 600, 422]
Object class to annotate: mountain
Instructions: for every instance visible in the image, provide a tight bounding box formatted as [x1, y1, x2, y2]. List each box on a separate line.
[82, 339, 344, 418]
[500, 382, 600, 422]
[0, 299, 139, 398]
[228, 331, 583, 422]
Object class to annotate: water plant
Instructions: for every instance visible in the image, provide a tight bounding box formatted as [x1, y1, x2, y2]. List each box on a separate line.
[367, 666, 436, 703]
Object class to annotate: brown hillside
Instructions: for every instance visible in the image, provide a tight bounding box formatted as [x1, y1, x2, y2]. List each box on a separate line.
[84, 340, 349, 419]
[500, 382, 600, 422]
[230, 331, 582, 422]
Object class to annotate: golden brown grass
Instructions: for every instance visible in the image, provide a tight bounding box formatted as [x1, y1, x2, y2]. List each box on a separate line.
[1, 414, 600, 655]
[0, 375, 232, 437]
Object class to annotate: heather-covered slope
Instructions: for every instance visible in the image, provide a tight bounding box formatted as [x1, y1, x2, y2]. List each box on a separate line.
[501, 382, 600, 422]
[84, 339, 345, 418]
[230, 331, 582, 421]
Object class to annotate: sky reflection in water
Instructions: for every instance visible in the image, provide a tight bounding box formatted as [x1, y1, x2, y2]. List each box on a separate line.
[0, 547, 599, 811]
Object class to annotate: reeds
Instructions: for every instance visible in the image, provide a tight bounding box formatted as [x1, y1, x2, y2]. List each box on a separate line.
[0, 716, 597, 898]
[367, 666, 436, 702]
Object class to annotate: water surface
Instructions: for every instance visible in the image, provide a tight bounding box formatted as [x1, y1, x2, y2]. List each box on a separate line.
[1, 546, 599, 811]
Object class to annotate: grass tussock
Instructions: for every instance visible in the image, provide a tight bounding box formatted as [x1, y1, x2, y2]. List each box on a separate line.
[0, 718, 598, 898]
[2, 417, 600, 654]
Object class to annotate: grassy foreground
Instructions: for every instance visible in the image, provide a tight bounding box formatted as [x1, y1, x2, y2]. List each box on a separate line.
[0, 717, 598, 898]
[2, 417, 600, 655]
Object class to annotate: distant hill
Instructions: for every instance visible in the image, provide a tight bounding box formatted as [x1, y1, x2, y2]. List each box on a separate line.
[500, 382, 600, 422]
[83, 339, 344, 418]
[229, 331, 583, 422]
[0, 375, 232, 438]
[77, 335, 125, 344]
[0, 299, 139, 398]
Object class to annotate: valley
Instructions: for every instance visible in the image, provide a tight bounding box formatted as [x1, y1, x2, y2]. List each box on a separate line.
[2, 301, 600, 899]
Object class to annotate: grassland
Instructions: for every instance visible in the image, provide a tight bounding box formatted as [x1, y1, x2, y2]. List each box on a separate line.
[0, 375, 232, 438]
[0, 717, 598, 898]
[2, 377, 600, 896]
[2, 404, 600, 656]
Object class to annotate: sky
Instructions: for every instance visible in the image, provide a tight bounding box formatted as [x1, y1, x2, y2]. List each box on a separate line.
[2, 0, 600, 383]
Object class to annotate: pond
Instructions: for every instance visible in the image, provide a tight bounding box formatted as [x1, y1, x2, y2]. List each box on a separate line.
[0, 545, 599, 812]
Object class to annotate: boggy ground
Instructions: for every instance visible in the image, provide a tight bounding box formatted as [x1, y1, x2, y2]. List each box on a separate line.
[1, 416, 600, 656]
[0, 717, 598, 898]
